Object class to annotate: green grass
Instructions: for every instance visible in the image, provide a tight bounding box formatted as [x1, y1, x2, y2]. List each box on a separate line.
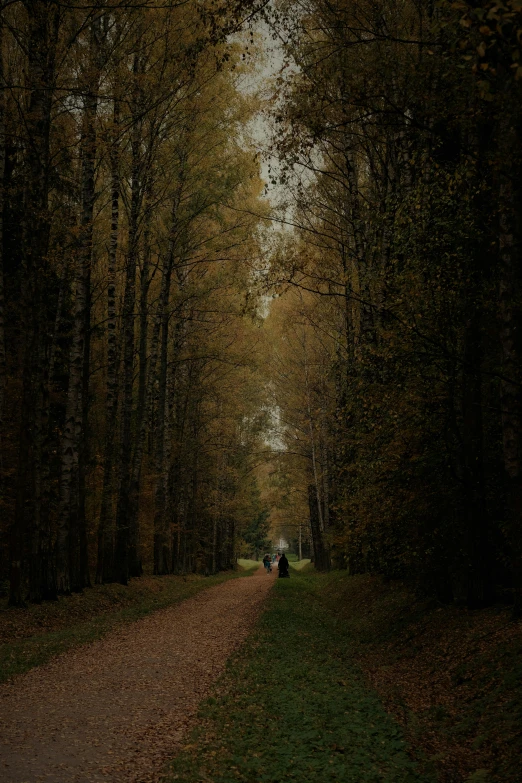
[0, 569, 250, 684]
[289, 558, 311, 570]
[236, 559, 261, 571]
[166, 569, 434, 783]
[308, 571, 522, 782]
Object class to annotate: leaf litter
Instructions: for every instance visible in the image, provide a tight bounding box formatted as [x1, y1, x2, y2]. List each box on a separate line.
[0, 567, 274, 783]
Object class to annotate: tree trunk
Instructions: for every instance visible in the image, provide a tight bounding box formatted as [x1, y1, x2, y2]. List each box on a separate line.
[56, 16, 101, 593]
[462, 310, 491, 607]
[77, 274, 92, 590]
[308, 484, 328, 571]
[10, 1, 59, 606]
[321, 433, 330, 531]
[153, 296, 173, 575]
[498, 173, 522, 617]
[151, 186, 186, 575]
[126, 200, 154, 578]
[211, 453, 222, 574]
[303, 335, 330, 569]
[30, 335, 53, 602]
[114, 72, 142, 584]
[0, 17, 5, 458]
[96, 97, 120, 584]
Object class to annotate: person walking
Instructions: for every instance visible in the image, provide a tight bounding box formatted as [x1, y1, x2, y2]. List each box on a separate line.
[262, 554, 272, 574]
[278, 553, 289, 578]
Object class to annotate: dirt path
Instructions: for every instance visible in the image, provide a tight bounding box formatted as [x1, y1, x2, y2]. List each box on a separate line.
[0, 567, 275, 783]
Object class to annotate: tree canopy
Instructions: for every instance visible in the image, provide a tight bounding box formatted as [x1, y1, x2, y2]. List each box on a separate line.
[1, 0, 522, 615]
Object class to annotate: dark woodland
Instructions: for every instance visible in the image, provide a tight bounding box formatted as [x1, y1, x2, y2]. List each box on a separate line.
[1, 0, 522, 620]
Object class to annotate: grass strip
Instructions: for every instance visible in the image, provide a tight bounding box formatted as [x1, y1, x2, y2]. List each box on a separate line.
[314, 571, 522, 783]
[0, 566, 257, 684]
[289, 558, 311, 571]
[166, 569, 434, 783]
[237, 559, 262, 570]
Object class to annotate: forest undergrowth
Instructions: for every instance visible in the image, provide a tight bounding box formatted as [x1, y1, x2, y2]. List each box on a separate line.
[166, 568, 431, 783]
[165, 568, 522, 783]
[317, 573, 522, 783]
[0, 564, 257, 683]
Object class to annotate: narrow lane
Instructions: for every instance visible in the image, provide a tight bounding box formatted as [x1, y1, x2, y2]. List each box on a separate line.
[0, 568, 274, 783]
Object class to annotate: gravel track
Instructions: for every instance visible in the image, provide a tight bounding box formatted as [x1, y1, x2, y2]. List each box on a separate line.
[0, 567, 274, 783]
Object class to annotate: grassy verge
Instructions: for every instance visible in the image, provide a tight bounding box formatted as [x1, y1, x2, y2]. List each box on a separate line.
[166, 569, 433, 783]
[316, 571, 522, 783]
[237, 559, 262, 570]
[289, 558, 311, 571]
[0, 566, 256, 684]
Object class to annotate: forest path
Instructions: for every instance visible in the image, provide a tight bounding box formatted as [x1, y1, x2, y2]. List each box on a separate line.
[0, 567, 275, 783]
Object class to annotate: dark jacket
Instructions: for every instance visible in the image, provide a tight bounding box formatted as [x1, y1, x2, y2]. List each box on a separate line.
[278, 554, 289, 575]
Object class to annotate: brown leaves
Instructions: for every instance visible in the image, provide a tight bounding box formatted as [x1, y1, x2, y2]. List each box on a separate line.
[0, 571, 273, 783]
[325, 573, 522, 782]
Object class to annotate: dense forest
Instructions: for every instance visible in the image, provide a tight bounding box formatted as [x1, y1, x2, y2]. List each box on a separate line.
[1, 0, 522, 616]
[263, 0, 522, 614]
[0, 0, 273, 604]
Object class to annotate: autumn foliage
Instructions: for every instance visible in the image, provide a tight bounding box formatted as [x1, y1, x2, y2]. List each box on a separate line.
[262, 0, 522, 610]
[0, 0, 269, 603]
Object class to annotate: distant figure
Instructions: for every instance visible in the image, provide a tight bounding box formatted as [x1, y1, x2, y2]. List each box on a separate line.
[262, 554, 272, 573]
[278, 553, 289, 578]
